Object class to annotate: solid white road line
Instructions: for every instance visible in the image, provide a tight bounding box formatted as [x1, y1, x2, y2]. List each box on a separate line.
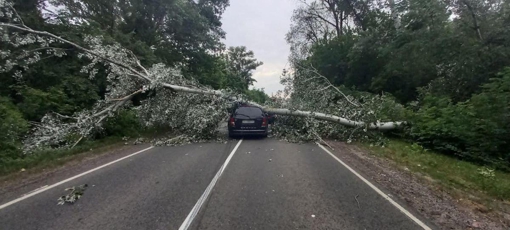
[317, 143, 432, 230]
[179, 139, 243, 230]
[0, 146, 155, 210]
[21, 185, 48, 197]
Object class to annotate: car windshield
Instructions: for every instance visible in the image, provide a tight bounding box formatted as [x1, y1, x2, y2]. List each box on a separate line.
[235, 107, 263, 118]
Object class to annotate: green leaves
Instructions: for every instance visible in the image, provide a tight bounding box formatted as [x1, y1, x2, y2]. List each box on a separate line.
[245, 88, 270, 104]
[0, 96, 27, 164]
[410, 69, 510, 169]
[223, 46, 263, 90]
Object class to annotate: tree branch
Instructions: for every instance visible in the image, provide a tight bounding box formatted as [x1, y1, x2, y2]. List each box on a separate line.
[71, 90, 139, 148]
[296, 63, 360, 107]
[314, 132, 334, 150]
[461, 0, 483, 41]
[109, 89, 143, 101]
[0, 22, 152, 82]
[53, 112, 78, 120]
[343, 0, 366, 30]
[306, 11, 338, 29]
[8, 4, 27, 28]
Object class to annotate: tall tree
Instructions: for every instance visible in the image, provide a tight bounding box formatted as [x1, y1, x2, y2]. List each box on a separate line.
[224, 46, 263, 90]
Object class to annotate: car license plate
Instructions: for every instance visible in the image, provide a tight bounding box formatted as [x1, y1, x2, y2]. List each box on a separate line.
[242, 120, 255, 124]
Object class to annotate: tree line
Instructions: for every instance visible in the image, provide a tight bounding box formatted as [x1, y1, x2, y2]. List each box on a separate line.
[287, 0, 510, 168]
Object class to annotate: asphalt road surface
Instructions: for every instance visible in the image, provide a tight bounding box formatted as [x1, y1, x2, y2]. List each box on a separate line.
[0, 138, 435, 230]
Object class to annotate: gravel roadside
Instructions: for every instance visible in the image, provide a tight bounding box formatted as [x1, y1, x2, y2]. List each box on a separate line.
[328, 141, 510, 230]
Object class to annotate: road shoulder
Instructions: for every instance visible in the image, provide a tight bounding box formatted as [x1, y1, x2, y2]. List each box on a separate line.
[0, 143, 151, 205]
[327, 141, 509, 230]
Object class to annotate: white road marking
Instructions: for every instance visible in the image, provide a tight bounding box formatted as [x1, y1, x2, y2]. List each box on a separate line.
[21, 185, 48, 197]
[0, 146, 154, 210]
[317, 143, 432, 230]
[179, 139, 243, 230]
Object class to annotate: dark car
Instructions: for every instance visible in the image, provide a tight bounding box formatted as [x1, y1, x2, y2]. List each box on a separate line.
[228, 106, 268, 138]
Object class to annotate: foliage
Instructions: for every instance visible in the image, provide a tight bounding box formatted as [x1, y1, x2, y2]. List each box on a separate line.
[137, 88, 230, 140]
[289, 0, 510, 103]
[286, 0, 510, 168]
[0, 0, 261, 153]
[0, 136, 122, 176]
[57, 184, 88, 205]
[222, 46, 263, 91]
[102, 110, 142, 137]
[245, 88, 269, 104]
[267, 65, 407, 143]
[0, 0, 404, 157]
[0, 96, 28, 163]
[410, 68, 510, 169]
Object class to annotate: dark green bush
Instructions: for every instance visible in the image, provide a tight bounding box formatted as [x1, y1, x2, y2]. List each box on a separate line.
[410, 68, 510, 169]
[0, 97, 29, 165]
[102, 110, 142, 137]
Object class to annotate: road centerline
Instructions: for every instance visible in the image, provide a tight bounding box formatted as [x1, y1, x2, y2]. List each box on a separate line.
[317, 143, 432, 230]
[179, 139, 243, 230]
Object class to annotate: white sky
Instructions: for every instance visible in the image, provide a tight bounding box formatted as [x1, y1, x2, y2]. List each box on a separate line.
[221, 0, 298, 96]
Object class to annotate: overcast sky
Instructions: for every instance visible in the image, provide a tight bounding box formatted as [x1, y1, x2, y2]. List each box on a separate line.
[221, 0, 297, 96]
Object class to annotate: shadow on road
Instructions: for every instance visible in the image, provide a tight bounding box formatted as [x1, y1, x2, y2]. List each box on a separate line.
[228, 136, 267, 140]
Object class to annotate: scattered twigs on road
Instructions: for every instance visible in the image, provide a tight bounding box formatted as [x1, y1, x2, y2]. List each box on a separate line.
[164, 135, 186, 144]
[152, 134, 188, 146]
[314, 132, 334, 150]
[355, 194, 360, 208]
[57, 184, 88, 205]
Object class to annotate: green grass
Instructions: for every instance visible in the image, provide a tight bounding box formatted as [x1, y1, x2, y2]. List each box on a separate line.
[361, 139, 510, 202]
[0, 137, 124, 177]
[0, 125, 173, 178]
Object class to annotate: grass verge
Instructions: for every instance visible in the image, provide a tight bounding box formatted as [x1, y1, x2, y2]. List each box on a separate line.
[0, 124, 174, 178]
[360, 139, 510, 207]
[0, 137, 124, 177]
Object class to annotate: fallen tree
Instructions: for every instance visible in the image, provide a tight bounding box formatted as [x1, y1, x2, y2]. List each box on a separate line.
[0, 1, 405, 152]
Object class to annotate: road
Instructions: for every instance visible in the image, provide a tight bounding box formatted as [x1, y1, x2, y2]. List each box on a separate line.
[0, 138, 434, 230]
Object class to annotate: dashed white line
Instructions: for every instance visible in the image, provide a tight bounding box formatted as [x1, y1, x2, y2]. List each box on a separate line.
[179, 139, 243, 230]
[317, 143, 432, 230]
[0, 146, 154, 210]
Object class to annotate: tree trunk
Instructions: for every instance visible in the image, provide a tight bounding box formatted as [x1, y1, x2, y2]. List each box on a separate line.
[461, 0, 483, 41]
[389, 0, 400, 30]
[332, 9, 342, 37]
[263, 108, 403, 130]
[161, 83, 404, 130]
[340, 11, 344, 35]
